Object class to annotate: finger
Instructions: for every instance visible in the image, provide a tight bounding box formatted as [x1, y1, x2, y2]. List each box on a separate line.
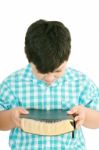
[76, 120, 84, 129]
[74, 116, 79, 121]
[17, 107, 29, 114]
[67, 106, 79, 115]
[13, 112, 21, 128]
[15, 118, 21, 128]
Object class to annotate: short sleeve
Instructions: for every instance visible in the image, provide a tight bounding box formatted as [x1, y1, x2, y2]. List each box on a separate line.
[0, 80, 17, 111]
[79, 79, 99, 111]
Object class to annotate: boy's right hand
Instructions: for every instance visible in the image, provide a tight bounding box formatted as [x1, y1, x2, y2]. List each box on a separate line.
[10, 107, 29, 128]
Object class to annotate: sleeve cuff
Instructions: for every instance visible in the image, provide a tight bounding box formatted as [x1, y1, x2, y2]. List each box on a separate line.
[0, 105, 5, 111]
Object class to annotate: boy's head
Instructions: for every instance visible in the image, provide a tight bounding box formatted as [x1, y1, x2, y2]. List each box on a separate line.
[25, 19, 71, 73]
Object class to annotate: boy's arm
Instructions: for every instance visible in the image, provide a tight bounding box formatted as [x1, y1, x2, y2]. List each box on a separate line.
[0, 81, 29, 130]
[0, 107, 29, 130]
[0, 110, 15, 130]
[67, 79, 99, 129]
[84, 108, 99, 128]
[67, 105, 99, 129]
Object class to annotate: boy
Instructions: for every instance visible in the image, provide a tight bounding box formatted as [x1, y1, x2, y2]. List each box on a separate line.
[0, 19, 99, 150]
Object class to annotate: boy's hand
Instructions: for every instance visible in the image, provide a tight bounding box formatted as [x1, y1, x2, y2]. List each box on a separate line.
[67, 105, 87, 129]
[10, 107, 29, 128]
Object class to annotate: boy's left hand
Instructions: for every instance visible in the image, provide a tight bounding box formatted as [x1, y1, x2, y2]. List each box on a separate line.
[67, 105, 87, 129]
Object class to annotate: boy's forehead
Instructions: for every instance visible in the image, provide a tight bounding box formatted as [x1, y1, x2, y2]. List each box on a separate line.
[55, 61, 67, 70]
[31, 61, 67, 72]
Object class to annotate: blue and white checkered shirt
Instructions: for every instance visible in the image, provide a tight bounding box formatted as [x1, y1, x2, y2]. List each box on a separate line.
[0, 64, 99, 150]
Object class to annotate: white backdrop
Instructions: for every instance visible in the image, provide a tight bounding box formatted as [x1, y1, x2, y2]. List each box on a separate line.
[0, 0, 99, 149]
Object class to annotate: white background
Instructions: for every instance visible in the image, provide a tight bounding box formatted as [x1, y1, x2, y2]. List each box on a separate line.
[0, 0, 99, 149]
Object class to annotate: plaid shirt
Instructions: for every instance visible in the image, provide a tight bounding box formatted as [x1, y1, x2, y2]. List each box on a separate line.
[0, 64, 99, 150]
